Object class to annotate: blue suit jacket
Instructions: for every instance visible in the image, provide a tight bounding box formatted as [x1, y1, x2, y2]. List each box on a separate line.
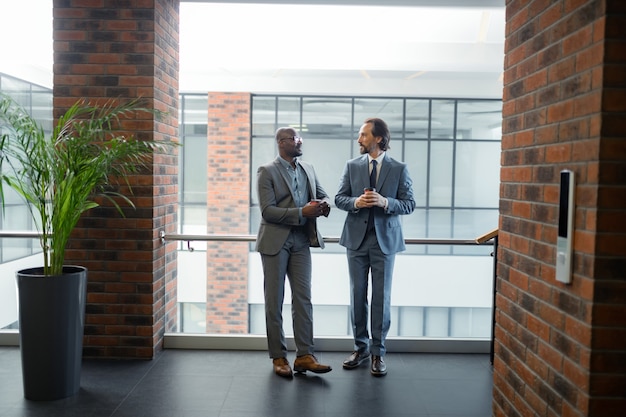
[335, 154, 415, 255]
[255, 157, 329, 256]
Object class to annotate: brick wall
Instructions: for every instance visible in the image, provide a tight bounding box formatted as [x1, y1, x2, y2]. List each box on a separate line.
[205, 93, 251, 333]
[53, 0, 179, 359]
[495, 1, 626, 416]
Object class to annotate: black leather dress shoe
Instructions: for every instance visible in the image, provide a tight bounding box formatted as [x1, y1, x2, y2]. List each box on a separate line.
[342, 351, 370, 369]
[371, 355, 387, 376]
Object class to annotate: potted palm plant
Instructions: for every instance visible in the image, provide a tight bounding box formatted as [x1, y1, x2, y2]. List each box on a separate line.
[0, 93, 174, 401]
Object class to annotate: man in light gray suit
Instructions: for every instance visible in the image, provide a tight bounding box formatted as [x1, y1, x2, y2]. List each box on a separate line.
[335, 118, 415, 376]
[256, 126, 332, 378]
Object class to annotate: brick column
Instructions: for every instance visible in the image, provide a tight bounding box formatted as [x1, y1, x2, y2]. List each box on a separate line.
[495, 1, 626, 416]
[205, 93, 251, 333]
[53, 0, 179, 359]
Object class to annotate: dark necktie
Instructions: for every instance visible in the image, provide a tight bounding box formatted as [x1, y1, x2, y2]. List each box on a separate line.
[367, 159, 377, 231]
[370, 159, 377, 189]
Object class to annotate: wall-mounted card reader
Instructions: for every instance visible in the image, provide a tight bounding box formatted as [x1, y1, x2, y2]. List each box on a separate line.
[556, 169, 575, 284]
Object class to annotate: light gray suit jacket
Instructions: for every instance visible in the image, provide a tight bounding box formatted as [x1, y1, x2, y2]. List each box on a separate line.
[255, 157, 329, 256]
[335, 154, 415, 255]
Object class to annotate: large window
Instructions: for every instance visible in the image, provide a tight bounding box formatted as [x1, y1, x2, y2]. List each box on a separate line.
[0, 74, 51, 330]
[0, 86, 501, 340]
[0, 73, 51, 264]
[249, 95, 501, 252]
[177, 93, 501, 339]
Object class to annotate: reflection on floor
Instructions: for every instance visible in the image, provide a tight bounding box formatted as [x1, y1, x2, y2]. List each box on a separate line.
[0, 347, 493, 417]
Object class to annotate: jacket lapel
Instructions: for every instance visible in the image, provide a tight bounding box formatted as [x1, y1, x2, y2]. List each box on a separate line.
[274, 158, 298, 204]
[377, 154, 392, 190]
[300, 162, 316, 200]
[360, 155, 370, 191]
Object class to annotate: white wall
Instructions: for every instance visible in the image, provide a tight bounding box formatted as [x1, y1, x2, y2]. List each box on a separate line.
[0, 254, 43, 328]
[176, 249, 493, 311]
[246, 251, 493, 308]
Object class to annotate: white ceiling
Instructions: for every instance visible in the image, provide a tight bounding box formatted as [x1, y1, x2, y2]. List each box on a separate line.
[180, 0, 506, 98]
[0, 0, 506, 99]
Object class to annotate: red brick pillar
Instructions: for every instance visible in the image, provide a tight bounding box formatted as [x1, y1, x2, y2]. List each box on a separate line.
[205, 93, 251, 333]
[495, 1, 626, 416]
[53, 0, 179, 359]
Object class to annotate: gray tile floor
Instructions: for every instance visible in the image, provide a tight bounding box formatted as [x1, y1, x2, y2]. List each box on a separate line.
[0, 347, 493, 417]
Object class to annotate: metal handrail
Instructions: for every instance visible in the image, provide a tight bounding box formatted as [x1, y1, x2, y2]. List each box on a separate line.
[0, 231, 41, 239]
[158, 231, 493, 246]
[0, 230, 494, 248]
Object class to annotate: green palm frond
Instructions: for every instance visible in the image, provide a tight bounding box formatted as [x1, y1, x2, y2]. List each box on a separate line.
[0, 94, 177, 275]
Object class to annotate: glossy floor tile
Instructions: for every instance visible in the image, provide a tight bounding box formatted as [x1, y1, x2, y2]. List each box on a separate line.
[0, 347, 493, 417]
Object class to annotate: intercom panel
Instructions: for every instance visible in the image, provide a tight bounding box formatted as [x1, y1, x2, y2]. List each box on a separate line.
[556, 170, 574, 284]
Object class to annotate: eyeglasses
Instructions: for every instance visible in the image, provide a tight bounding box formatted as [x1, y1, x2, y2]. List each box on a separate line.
[280, 136, 303, 143]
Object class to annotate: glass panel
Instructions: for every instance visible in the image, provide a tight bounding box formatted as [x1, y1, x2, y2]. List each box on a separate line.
[181, 206, 209, 236]
[454, 141, 501, 207]
[0, 76, 31, 106]
[405, 99, 430, 138]
[0, 206, 34, 262]
[182, 95, 209, 135]
[248, 304, 265, 335]
[302, 97, 352, 138]
[250, 137, 278, 206]
[450, 307, 472, 337]
[170, 92, 501, 343]
[470, 308, 492, 338]
[277, 96, 301, 130]
[424, 307, 450, 337]
[456, 100, 502, 140]
[182, 136, 208, 204]
[31, 90, 53, 132]
[353, 98, 404, 139]
[450, 307, 492, 338]
[178, 302, 207, 334]
[313, 210, 347, 254]
[403, 209, 427, 255]
[452, 209, 498, 255]
[300, 138, 351, 213]
[429, 141, 453, 207]
[398, 307, 425, 336]
[252, 96, 276, 136]
[183, 123, 207, 136]
[250, 304, 350, 337]
[0, 74, 51, 272]
[175, 241, 494, 339]
[313, 305, 349, 336]
[431, 99, 455, 139]
[404, 140, 428, 207]
[428, 209, 452, 237]
[428, 209, 452, 254]
[0, 253, 43, 330]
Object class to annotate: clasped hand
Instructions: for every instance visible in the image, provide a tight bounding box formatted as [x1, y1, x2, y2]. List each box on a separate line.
[357, 189, 385, 209]
[302, 200, 331, 218]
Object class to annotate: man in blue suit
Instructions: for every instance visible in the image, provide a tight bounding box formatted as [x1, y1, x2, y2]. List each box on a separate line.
[256, 127, 333, 378]
[335, 118, 415, 376]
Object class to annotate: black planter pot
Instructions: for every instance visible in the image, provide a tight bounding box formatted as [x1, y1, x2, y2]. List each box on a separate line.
[16, 266, 88, 401]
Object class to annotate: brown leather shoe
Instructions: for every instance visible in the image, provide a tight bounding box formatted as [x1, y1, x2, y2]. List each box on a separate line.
[371, 355, 387, 376]
[272, 357, 293, 378]
[293, 354, 332, 374]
